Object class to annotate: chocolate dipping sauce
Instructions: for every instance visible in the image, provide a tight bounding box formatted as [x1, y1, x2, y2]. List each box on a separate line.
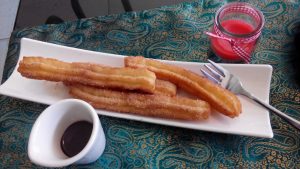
[60, 121, 93, 157]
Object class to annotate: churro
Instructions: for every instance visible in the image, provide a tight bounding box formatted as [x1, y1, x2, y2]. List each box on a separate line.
[125, 56, 242, 118]
[68, 84, 210, 120]
[154, 79, 177, 96]
[18, 56, 156, 93]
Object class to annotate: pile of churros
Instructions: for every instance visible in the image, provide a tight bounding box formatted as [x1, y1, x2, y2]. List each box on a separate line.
[17, 56, 241, 121]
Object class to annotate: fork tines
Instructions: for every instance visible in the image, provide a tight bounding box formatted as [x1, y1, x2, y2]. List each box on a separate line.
[200, 60, 227, 84]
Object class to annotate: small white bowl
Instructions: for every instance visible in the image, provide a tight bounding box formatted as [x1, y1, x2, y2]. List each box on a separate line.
[28, 99, 106, 167]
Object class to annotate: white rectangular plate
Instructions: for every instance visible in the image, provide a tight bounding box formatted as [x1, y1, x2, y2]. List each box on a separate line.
[0, 38, 273, 138]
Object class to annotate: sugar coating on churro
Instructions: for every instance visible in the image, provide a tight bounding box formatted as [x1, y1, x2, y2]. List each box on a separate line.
[68, 84, 210, 120]
[125, 56, 242, 118]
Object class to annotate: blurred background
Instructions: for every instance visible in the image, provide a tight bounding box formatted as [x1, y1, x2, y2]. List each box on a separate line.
[15, 0, 192, 29]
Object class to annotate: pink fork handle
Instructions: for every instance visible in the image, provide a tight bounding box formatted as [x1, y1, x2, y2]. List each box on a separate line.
[249, 94, 300, 130]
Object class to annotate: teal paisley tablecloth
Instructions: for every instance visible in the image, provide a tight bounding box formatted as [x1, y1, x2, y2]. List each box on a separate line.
[1, 0, 300, 168]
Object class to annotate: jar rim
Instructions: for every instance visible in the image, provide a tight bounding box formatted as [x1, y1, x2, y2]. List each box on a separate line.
[215, 2, 265, 38]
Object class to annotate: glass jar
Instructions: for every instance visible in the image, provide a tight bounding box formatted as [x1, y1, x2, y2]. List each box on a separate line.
[207, 2, 265, 63]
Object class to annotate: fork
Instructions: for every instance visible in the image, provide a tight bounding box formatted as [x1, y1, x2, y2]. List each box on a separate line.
[201, 60, 300, 130]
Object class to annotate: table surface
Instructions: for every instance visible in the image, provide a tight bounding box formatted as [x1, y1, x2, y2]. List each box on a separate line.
[1, 0, 300, 168]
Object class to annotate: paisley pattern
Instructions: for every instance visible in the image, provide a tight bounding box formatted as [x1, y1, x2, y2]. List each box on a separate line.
[261, 2, 286, 19]
[1, 0, 300, 168]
